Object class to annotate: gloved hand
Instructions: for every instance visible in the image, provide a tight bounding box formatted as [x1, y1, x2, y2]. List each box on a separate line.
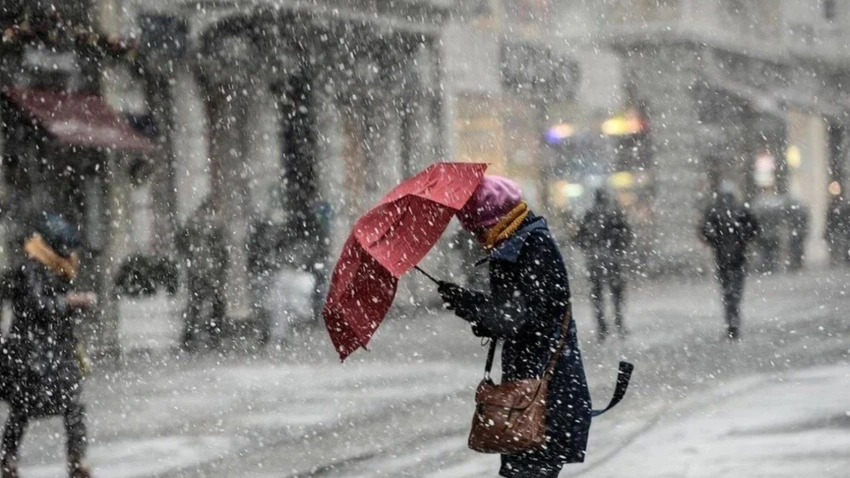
[437, 281, 479, 320]
[470, 321, 490, 338]
[437, 281, 464, 309]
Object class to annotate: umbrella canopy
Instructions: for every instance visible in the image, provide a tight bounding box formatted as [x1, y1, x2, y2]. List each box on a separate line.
[323, 162, 488, 360]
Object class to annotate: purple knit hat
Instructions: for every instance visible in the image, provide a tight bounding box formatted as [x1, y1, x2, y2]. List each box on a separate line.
[457, 175, 523, 231]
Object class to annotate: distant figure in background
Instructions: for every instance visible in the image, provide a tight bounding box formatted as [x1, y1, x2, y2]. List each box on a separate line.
[247, 217, 284, 345]
[176, 198, 229, 351]
[785, 198, 809, 272]
[700, 192, 759, 340]
[577, 189, 633, 342]
[1, 214, 97, 478]
[309, 201, 333, 322]
[825, 197, 850, 267]
[751, 193, 783, 273]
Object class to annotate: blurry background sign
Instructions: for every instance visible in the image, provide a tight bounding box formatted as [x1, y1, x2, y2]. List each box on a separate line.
[601, 110, 645, 136]
[755, 152, 777, 188]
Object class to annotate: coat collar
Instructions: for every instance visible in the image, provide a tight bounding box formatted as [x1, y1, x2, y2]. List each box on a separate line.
[475, 216, 549, 265]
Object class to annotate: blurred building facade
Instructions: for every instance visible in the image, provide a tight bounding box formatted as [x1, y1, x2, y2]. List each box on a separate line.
[7, 0, 849, 356]
[121, 1, 448, 338]
[442, 1, 578, 208]
[552, 0, 850, 272]
[0, 0, 153, 358]
[1, 0, 448, 354]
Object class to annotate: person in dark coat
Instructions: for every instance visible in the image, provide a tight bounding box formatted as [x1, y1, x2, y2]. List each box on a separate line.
[437, 176, 592, 478]
[825, 197, 850, 266]
[1, 214, 97, 478]
[700, 192, 759, 340]
[577, 189, 633, 341]
[785, 197, 809, 272]
[176, 198, 228, 351]
[751, 192, 783, 273]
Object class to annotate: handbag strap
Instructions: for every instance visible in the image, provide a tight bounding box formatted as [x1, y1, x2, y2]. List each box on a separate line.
[483, 339, 498, 380]
[591, 361, 634, 417]
[542, 303, 573, 380]
[482, 303, 573, 381]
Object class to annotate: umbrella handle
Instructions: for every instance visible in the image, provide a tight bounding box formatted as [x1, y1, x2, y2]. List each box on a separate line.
[413, 266, 440, 284]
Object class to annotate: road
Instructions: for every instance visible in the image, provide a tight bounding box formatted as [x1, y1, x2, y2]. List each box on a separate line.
[6, 267, 850, 477]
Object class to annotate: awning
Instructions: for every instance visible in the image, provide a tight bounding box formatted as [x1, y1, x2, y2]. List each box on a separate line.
[3, 87, 154, 153]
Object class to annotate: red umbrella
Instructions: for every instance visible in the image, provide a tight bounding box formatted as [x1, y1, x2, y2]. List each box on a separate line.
[323, 162, 488, 360]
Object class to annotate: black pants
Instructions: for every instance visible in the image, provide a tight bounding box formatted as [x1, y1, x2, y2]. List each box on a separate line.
[788, 236, 805, 271]
[589, 262, 625, 333]
[2, 402, 87, 461]
[500, 459, 562, 478]
[718, 265, 746, 331]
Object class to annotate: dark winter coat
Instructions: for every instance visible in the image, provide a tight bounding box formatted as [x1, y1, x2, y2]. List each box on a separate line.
[455, 215, 592, 477]
[577, 203, 633, 269]
[701, 195, 759, 270]
[1, 259, 82, 417]
[176, 219, 228, 290]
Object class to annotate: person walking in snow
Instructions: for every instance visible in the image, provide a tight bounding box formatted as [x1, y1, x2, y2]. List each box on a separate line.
[700, 191, 759, 340]
[577, 189, 633, 341]
[1, 214, 97, 478]
[176, 198, 228, 351]
[436, 175, 593, 478]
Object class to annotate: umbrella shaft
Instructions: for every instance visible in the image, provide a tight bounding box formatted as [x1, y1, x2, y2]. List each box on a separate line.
[414, 266, 440, 284]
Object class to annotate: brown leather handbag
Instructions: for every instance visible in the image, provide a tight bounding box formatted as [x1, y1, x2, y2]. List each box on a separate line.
[467, 306, 572, 454]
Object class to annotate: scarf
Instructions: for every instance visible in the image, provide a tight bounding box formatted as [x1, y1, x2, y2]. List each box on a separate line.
[23, 233, 79, 282]
[483, 201, 530, 250]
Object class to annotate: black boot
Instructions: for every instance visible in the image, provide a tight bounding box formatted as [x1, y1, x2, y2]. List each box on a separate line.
[726, 326, 740, 341]
[68, 456, 92, 478]
[1, 456, 19, 478]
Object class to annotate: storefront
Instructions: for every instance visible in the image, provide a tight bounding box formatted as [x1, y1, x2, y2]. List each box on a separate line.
[135, 3, 447, 333]
[0, 11, 152, 357]
[543, 107, 655, 267]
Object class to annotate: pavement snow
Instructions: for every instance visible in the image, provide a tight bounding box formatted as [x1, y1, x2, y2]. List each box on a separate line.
[582, 365, 850, 478]
[2, 267, 849, 477]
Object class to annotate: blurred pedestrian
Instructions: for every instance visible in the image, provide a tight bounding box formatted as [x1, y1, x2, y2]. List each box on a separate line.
[247, 217, 282, 345]
[308, 201, 332, 322]
[700, 192, 759, 340]
[785, 198, 809, 272]
[436, 175, 592, 478]
[751, 193, 783, 273]
[1, 214, 97, 478]
[176, 198, 228, 351]
[577, 189, 633, 341]
[825, 197, 850, 266]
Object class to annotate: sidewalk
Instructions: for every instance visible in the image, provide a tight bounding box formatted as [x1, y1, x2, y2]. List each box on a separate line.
[581, 365, 850, 478]
[5, 267, 850, 477]
[13, 309, 484, 478]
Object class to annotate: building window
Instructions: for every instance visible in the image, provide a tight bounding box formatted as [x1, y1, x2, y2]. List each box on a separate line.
[825, 0, 836, 20]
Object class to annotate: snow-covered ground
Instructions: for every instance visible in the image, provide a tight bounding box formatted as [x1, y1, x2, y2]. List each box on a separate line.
[584, 365, 850, 478]
[3, 267, 849, 477]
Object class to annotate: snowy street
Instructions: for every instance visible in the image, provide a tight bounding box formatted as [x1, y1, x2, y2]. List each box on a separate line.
[5, 268, 849, 477]
[3, 2, 849, 478]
